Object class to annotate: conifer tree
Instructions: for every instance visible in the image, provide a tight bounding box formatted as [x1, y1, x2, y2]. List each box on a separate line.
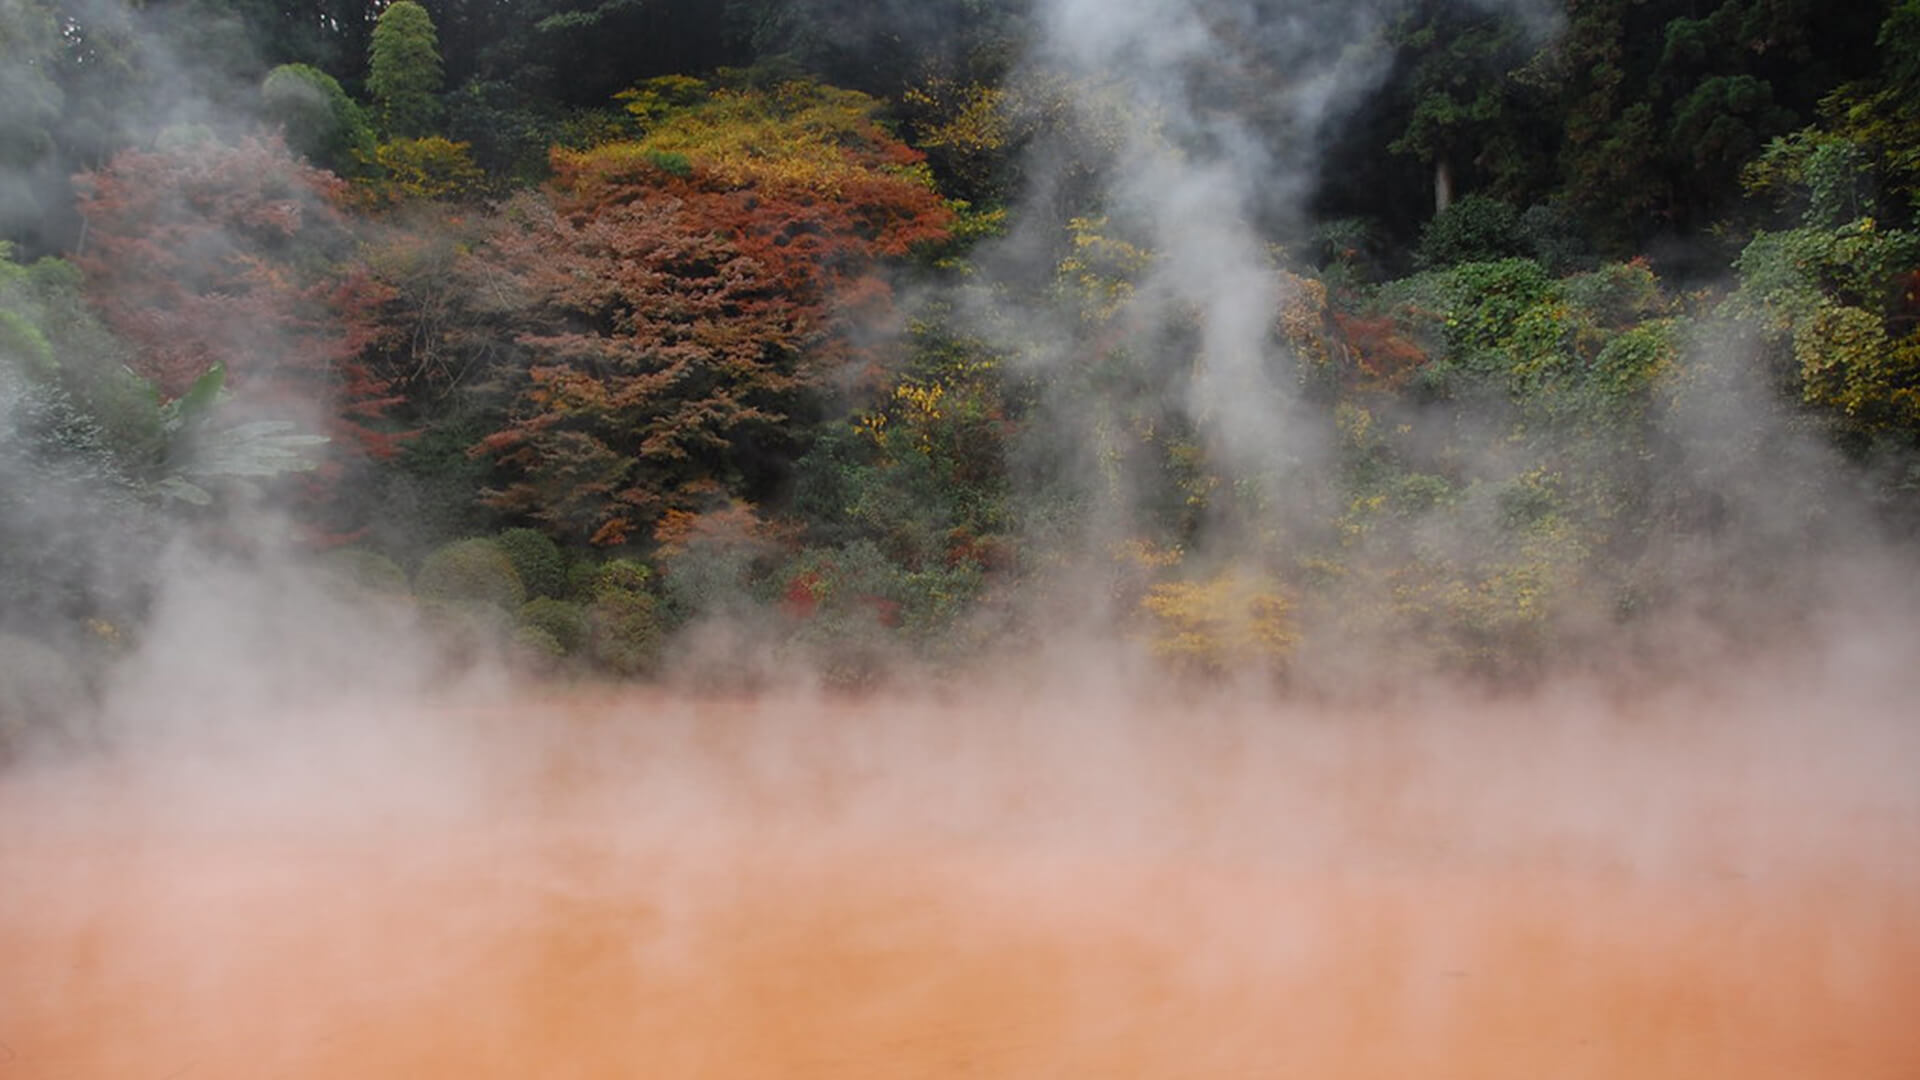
[367, 1, 444, 138]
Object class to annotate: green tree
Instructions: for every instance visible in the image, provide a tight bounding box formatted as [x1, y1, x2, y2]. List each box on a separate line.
[1386, 0, 1551, 217]
[1725, 1, 1920, 446]
[367, 0, 444, 138]
[1547, 0, 1882, 252]
[261, 63, 376, 176]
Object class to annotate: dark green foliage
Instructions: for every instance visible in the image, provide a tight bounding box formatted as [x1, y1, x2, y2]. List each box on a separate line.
[727, 0, 1028, 99]
[1383, 257, 1555, 376]
[0, 1, 67, 247]
[775, 540, 909, 687]
[368, 1, 444, 138]
[1415, 195, 1526, 268]
[0, 251, 158, 463]
[790, 316, 1014, 577]
[494, 528, 568, 599]
[414, 538, 525, 610]
[657, 531, 773, 623]
[1515, 203, 1593, 275]
[1382, 256, 1675, 429]
[1726, 219, 1920, 439]
[1666, 75, 1795, 203]
[1386, 0, 1554, 211]
[1546, 0, 1883, 253]
[519, 596, 588, 653]
[1563, 260, 1669, 331]
[371, 397, 498, 560]
[261, 64, 376, 176]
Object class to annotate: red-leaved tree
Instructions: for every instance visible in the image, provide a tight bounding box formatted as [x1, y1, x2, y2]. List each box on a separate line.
[477, 79, 953, 547]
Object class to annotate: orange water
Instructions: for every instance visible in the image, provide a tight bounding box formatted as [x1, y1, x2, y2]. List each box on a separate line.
[3, 692, 1915, 1078]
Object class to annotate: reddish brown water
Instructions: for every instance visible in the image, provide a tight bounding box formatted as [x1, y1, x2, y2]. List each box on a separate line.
[3, 690, 1916, 1078]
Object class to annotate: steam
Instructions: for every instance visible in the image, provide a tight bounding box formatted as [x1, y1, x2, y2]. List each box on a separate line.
[2, 4, 1919, 1074]
[1021, 0, 1391, 493]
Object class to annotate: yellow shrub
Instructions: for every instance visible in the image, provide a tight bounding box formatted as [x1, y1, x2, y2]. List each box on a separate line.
[369, 136, 484, 202]
[1137, 569, 1297, 673]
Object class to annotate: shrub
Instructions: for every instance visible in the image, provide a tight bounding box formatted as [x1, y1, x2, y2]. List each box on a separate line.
[414, 538, 525, 610]
[370, 136, 485, 202]
[1136, 569, 1297, 675]
[319, 547, 409, 594]
[1517, 203, 1592, 274]
[261, 63, 376, 178]
[494, 528, 567, 598]
[511, 625, 568, 673]
[1563, 260, 1668, 330]
[1416, 195, 1526, 268]
[519, 596, 587, 653]
[587, 557, 652, 600]
[585, 589, 663, 676]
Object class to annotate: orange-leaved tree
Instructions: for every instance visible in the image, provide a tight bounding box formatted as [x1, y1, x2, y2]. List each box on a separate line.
[478, 77, 953, 548]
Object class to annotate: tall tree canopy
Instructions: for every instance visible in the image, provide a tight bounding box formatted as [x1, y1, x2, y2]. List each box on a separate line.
[367, 0, 445, 138]
[476, 78, 952, 547]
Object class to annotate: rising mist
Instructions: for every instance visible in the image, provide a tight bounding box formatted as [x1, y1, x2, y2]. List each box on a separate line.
[3, 0, 1918, 1075]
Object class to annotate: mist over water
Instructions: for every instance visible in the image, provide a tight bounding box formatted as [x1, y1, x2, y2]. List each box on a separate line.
[5, 0, 1920, 1075]
[5, 670, 1918, 1076]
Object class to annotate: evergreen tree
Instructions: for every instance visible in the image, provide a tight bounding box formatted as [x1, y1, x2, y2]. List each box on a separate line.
[367, 0, 444, 138]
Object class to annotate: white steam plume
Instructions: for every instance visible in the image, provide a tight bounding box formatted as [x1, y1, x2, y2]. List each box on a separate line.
[1014, 0, 1399, 528]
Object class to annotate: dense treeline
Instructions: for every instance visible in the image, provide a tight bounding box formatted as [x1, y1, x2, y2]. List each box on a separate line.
[3, 0, 1919, 719]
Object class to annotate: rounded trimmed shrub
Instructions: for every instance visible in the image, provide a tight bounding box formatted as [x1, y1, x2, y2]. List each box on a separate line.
[519, 596, 587, 654]
[588, 557, 652, 600]
[493, 527, 567, 599]
[585, 589, 662, 677]
[511, 625, 567, 673]
[415, 538, 525, 610]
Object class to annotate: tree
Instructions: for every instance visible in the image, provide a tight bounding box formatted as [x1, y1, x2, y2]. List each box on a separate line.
[367, 0, 444, 138]
[73, 135, 399, 534]
[728, 0, 1028, 98]
[0, 0, 140, 255]
[1385, 0, 1551, 216]
[1724, 1, 1920, 447]
[475, 78, 952, 548]
[1544, 0, 1883, 253]
[261, 62, 376, 176]
[2, 243, 326, 642]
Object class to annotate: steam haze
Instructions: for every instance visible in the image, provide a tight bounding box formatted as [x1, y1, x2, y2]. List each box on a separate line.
[3, 0, 1919, 1076]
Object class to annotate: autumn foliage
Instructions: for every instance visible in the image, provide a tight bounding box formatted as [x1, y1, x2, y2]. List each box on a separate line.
[479, 79, 954, 547]
[74, 136, 400, 463]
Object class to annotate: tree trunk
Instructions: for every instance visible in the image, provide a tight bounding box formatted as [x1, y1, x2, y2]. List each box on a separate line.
[1433, 157, 1454, 216]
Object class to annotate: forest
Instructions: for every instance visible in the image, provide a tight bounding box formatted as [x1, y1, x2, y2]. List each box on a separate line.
[4, 0, 1920, 730]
